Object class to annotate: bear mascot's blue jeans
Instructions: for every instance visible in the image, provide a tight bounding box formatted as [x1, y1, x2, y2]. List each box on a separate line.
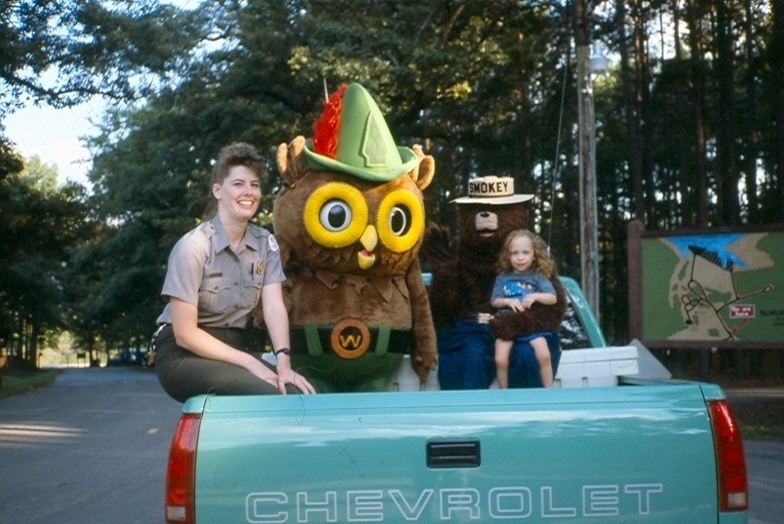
[436, 320, 561, 389]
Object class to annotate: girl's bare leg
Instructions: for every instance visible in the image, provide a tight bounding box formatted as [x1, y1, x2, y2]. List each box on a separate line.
[494, 339, 513, 389]
[530, 337, 553, 387]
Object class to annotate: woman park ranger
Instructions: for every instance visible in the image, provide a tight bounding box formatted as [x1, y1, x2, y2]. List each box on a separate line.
[152, 142, 315, 402]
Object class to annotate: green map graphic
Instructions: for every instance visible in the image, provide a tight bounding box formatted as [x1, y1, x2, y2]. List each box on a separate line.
[641, 231, 783, 343]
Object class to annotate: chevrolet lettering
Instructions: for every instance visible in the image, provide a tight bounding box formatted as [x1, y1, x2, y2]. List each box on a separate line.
[244, 484, 665, 523]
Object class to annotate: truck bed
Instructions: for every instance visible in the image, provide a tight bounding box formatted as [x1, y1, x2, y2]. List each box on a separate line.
[182, 382, 743, 523]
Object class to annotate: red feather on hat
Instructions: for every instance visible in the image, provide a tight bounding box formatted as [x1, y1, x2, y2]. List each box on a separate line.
[312, 83, 348, 159]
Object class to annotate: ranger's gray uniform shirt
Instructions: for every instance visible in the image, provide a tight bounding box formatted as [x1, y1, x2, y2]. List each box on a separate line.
[157, 215, 285, 329]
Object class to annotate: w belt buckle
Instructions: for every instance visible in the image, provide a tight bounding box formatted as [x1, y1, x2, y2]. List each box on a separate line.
[476, 312, 494, 324]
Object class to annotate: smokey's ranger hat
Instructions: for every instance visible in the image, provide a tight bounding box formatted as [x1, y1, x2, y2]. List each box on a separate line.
[303, 83, 418, 182]
[451, 176, 534, 205]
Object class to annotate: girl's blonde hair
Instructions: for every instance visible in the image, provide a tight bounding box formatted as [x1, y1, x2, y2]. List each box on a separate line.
[496, 229, 555, 277]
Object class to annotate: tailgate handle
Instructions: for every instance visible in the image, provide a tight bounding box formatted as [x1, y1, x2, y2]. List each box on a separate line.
[427, 439, 480, 468]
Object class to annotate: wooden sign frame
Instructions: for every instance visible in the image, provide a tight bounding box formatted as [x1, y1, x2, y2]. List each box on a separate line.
[627, 220, 784, 350]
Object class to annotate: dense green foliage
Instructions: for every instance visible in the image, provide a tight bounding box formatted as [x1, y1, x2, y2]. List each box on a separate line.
[0, 0, 781, 365]
[0, 0, 201, 114]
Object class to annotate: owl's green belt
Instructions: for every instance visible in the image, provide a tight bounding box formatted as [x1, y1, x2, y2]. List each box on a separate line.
[289, 325, 412, 358]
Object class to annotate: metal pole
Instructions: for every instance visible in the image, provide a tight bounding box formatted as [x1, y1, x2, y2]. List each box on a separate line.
[577, 44, 600, 320]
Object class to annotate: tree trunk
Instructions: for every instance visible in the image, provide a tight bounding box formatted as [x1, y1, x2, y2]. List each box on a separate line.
[616, 0, 645, 222]
[30, 318, 40, 369]
[715, 0, 740, 225]
[573, 0, 600, 318]
[673, 0, 695, 227]
[634, 3, 655, 226]
[742, 0, 759, 223]
[686, 0, 710, 227]
[774, 0, 784, 222]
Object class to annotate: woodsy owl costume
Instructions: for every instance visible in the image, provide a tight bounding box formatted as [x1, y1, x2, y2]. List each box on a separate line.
[269, 83, 437, 392]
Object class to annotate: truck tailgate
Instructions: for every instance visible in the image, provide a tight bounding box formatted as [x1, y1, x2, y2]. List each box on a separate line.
[187, 385, 723, 523]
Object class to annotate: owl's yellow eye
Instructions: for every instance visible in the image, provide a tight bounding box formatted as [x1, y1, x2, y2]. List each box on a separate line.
[377, 189, 424, 253]
[304, 182, 368, 248]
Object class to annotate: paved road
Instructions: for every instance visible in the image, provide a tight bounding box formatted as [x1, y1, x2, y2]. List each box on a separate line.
[0, 368, 182, 524]
[744, 440, 784, 524]
[0, 368, 781, 523]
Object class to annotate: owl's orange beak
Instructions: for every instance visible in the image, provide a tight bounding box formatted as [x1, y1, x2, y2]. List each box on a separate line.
[358, 225, 377, 269]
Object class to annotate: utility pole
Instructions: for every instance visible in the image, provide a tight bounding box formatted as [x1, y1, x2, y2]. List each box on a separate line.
[574, 0, 600, 320]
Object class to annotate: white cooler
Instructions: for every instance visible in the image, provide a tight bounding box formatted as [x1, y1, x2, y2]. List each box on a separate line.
[387, 345, 641, 391]
[554, 345, 640, 388]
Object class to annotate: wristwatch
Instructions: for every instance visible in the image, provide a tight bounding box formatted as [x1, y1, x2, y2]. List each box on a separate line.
[274, 347, 291, 357]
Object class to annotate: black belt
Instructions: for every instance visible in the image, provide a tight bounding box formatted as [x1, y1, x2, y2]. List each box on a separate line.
[290, 325, 412, 359]
[159, 324, 249, 349]
[200, 325, 247, 348]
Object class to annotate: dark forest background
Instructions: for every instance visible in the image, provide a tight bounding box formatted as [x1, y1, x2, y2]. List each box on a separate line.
[1, 1, 781, 376]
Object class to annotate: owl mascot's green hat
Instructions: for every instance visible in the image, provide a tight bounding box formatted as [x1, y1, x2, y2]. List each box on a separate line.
[302, 83, 418, 182]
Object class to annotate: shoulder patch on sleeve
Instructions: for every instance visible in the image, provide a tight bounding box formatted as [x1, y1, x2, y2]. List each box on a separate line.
[268, 234, 280, 252]
[195, 221, 216, 241]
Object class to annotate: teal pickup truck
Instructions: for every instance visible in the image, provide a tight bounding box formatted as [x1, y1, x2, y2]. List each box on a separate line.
[163, 277, 749, 524]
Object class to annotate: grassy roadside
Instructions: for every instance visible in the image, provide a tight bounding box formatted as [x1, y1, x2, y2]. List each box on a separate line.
[726, 396, 784, 443]
[712, 376, 784, 443]
[0, 368, 61, 399]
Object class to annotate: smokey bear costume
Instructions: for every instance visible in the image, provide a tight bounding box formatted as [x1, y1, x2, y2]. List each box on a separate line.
[424, 176, 567, 389]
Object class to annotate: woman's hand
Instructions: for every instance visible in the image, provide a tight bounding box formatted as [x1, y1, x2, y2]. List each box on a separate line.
[244, 358, 280, 385]
[276, 366, 316, 394]
[244, 359, 315, 394]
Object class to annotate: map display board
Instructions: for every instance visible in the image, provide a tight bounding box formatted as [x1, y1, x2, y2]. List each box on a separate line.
[627, 221, 784, 349]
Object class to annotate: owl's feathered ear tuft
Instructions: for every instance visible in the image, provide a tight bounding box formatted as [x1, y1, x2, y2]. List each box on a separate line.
[277, 136, 308, 188]
[312, 83, 348, 159]
[409, 144, 435, 191]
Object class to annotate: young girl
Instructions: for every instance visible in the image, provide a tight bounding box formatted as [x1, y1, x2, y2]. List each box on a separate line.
[490, 229, 558, 388]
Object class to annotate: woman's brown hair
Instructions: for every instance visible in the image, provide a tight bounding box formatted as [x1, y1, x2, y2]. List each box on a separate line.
[204, 142, 266, 217]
